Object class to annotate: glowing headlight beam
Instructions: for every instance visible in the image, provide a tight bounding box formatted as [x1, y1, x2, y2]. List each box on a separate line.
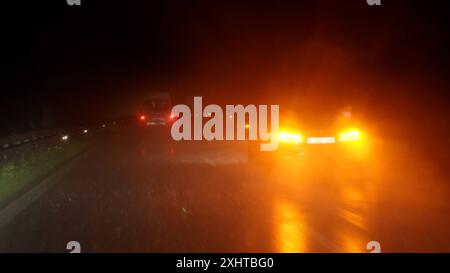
[339, 130, 360, 142]
[278, 132, 303, 143]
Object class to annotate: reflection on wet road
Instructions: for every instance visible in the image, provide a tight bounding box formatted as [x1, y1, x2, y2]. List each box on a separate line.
[0, 125, 449, 252]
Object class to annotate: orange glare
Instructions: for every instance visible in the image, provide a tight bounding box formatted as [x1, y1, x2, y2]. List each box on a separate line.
[339, 130, 360, 142]
[278, 131, 303, 143]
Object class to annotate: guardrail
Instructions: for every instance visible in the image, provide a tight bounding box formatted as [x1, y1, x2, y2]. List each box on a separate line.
[0, 118, 129, 164]
[1, 128, 79, 149]
[0, 127, 88, 163]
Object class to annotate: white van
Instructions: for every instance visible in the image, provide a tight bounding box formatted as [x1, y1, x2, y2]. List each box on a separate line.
[138, 92, 174, 126]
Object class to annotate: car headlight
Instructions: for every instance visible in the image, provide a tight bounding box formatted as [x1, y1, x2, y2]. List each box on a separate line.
[278, 131, 303, 143]
[339, 130, 360, 142]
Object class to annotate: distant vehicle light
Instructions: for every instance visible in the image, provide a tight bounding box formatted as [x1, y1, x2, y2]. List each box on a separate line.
[278, 132, 303, 143]
[61, 135, 69, 141]
[339, 130, 360, 142]
[139, 115, 146, 121]
[83, 129, 88, 134]
[307, 137, 335, 144]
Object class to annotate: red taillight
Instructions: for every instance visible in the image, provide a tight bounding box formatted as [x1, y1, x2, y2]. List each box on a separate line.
[139, 115, 146, 121]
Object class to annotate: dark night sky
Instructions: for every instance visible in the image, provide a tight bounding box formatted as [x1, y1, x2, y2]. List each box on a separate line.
[1, 0, 450, 137]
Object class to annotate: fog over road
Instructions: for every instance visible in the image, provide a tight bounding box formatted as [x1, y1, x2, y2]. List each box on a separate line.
[1, 125, 449, 252]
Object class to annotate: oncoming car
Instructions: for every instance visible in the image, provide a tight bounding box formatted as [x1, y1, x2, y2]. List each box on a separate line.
[247, 110, 370, 164]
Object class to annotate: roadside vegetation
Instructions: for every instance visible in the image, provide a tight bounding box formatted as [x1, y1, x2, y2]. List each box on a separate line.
[0, 138, 89, 206]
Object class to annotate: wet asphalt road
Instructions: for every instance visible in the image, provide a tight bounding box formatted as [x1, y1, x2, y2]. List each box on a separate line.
[0, 124, 449, 252]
